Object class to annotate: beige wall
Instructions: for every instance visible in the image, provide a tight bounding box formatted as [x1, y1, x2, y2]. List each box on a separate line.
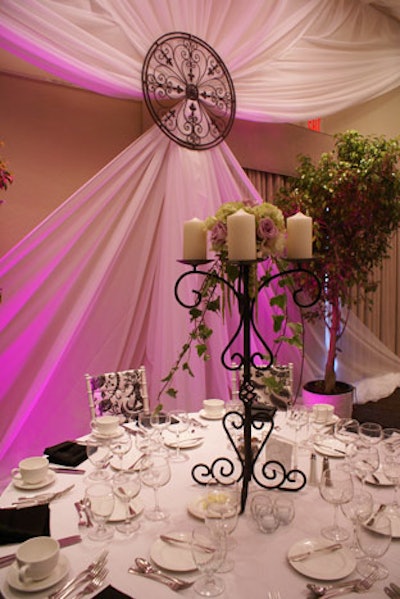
[0, 73, 142, 256]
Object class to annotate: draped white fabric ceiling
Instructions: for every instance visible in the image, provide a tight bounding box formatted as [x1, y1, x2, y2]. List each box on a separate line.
[1, 0, 400, 474]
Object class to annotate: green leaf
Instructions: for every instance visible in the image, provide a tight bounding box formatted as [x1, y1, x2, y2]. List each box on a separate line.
[270, 293, 287, 310]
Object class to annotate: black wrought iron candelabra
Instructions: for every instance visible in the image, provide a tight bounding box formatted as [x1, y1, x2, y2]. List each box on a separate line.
[174, 258, 321, 512]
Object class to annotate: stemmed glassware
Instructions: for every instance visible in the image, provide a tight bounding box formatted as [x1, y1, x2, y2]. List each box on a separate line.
[359, 422, 383, 447]
[348, 441, 380, 488]
[108, 429, 132, 471]
[167, 409, 190, 462]
[341, 490, 373, 555]
[356, 514, 392, 579]
[286, 406, 308, 467]
[113, 469, 141, 535]
[334, 418, 359, 446]
[85, 481, 115, 541]
[191, 524, 227, 597]
[140, 453, 171, 520]
[150, 411, 171, 448]
[204, 479, 239, 572]
[319, 467, 354, 541]
[86, 438, 112, 480]
[381, 451, 400, 515]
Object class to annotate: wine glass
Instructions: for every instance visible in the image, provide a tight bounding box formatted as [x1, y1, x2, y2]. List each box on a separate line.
[113, 469, 141, 535]
[86, 438, 112, 480]
[319, 467, 353, 541]
[191, 524, 226, 597]
[150, 411, 171, 448]
[348, 441, 380, 488]
[286, 406, 308, 467]
[381, 452, 400, 515]
[356, 514, 392, 579]
[85, 481, 115, 541]
[108, 430, 132, 471]
[359, 422, 383, 446]
[341, 490, 373, 555]
[140, 453, 171, 520]
[204, 479, 239, 572]
[334, 418, 359, 446]
[167, 409, 190, 462]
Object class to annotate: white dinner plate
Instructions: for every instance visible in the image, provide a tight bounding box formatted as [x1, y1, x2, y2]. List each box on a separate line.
[199, 409, 225, 421]
[11, 470, 56, 491]
[187, 495, 207, 520]
[313, 438, 346, 458]
[150, 532, 197, 572]
[288, 537, 356, 580]
[108, 496, 144, 522]
[91, 426, 124, 440]
[7, 554, 69, 592]
[110, 452, 143, 472]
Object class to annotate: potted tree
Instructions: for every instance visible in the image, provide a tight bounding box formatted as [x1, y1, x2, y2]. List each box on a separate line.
[275, 130, 400, 414]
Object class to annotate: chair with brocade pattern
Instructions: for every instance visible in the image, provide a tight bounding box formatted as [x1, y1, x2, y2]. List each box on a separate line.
[85, 366, 148, 421]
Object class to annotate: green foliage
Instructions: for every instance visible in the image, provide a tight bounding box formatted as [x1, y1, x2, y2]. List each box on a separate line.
[275, 130, 400, 392]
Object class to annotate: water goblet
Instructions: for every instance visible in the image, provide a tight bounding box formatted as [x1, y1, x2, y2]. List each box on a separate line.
[341, 490, 373, 556]
[381, 452, 400, 515]
[348, 441, 380, 488]
[167, 409, 190, 462]
[286, 406, 308, 467]
[108, 430, 132, 471]
[140, 453, 171, 520]
[85, 481, 115, 541]
[86, 438, 112, 480]
[356, 514, 392, 579]
[191, 524, 226, 597]
[359, 422, 383, 447]
[150, 411, 171, 448]
[319, 467, 353, 542]
[113, 469, 141, 535]
[334, 418, 359, 446]
[204, 479, 239, 572]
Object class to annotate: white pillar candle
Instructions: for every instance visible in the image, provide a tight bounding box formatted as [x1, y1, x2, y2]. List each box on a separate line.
[286, 211, 313, 259]
[183, 218, 207, 260]
[227, 209, 256, 261]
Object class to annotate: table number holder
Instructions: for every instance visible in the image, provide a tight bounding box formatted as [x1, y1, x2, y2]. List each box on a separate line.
[174, 258, 320, 512]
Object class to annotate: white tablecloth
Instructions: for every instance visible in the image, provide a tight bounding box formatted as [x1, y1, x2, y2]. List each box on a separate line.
[0, 411, 399, 599]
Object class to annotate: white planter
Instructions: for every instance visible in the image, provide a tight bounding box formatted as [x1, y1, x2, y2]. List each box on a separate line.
[302, 380, 354, 418]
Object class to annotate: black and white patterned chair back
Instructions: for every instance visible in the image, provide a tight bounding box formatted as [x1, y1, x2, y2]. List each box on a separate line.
[239, 363, 293, 410]
[85, 366, 148, 421]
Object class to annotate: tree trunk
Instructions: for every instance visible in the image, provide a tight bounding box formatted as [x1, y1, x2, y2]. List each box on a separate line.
[324, 297, 340, 393]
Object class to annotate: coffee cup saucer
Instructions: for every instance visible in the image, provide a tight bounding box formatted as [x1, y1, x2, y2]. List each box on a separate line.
[199, 408, 226, 420]
[7, 554, 69, 592]
[11, 470, 56, 491]
[91, 426, 124, 440]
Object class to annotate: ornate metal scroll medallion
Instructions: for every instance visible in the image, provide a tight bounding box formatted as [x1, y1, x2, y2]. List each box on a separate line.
[142, 32, 236, 150]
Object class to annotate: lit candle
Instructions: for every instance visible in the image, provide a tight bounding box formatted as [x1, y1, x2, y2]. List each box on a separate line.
[286, 211, 313, 259]
[227, 209, 256, 261]
[183, 218, 207, 260]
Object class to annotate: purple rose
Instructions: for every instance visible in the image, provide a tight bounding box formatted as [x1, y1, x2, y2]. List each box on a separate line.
[257, 217, 278, 241]
[210, 221, 227, 248]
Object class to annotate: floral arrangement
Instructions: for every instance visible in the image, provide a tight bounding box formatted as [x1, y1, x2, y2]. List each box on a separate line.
[157, 200, 303, 402]
[204, 200, 286, 260]
[0, 142, 13, 199]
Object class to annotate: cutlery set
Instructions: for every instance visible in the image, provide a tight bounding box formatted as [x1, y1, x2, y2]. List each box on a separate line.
[12, 485, 75, 509]
[128, 557, 194, 591]
[307, 568, 379, 597]
[49, 549, 108, 599]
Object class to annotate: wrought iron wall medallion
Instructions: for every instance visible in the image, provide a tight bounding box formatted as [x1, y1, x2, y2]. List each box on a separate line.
[141, 32, 236, 150]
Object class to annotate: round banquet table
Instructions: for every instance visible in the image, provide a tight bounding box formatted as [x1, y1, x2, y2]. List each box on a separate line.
[0, 410, 399, 599]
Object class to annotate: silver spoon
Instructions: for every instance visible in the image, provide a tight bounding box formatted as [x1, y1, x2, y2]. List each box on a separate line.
[307, 579, 360, 597]
[130, 557, 193, 589]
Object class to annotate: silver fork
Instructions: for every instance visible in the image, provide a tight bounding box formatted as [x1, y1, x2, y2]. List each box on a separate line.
[49, 551, 108, 599]
[71, 569, 108, 599]
[323, 569, 380, 598]
[267, 593, 281, 599]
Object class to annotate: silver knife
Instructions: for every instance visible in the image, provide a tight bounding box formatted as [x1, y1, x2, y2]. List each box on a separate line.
[13, 484, 75, 508]
[50, 467, 85, 475]
[290, 542, 342, 562]
[0, 535, 81, 569]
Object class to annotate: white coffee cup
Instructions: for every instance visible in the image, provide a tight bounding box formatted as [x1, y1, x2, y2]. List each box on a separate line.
[312, 403, 334, 423]
[203, 399, 225, 417]
[16, 536, 59, 583]
[11, 456, 49, 485]
[91, 415, 120, 435]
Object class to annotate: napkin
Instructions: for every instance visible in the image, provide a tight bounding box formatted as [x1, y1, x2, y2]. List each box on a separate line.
[93, 585, 133, 598]
[0, 504, 50, 545]
[44, 440, 87, 467]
